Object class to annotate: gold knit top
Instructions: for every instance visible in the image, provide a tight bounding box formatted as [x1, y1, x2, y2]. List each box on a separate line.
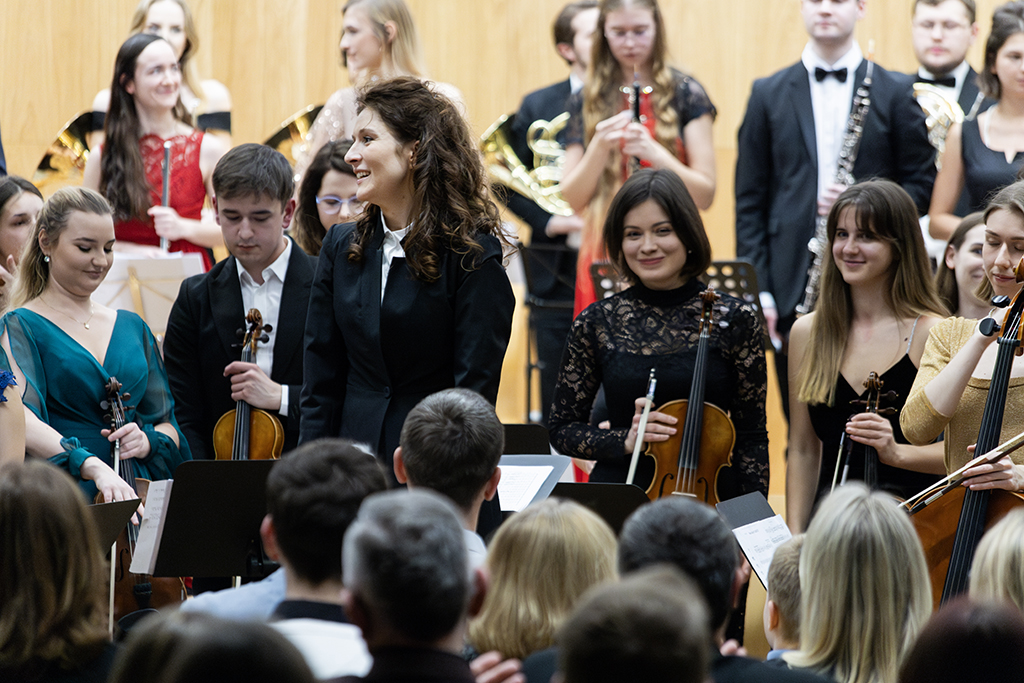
[901, 316, 1024, 473]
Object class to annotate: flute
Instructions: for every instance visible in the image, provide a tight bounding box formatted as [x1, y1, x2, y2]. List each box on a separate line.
[160, 140, 171, 252]
[626, 368, 657, 487]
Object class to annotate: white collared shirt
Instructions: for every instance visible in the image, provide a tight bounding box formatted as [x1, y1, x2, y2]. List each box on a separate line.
[569, 72, 584, 95]
[802, 42, 864, 201]
[236, 238, 291, 416]
[918, 59, 971, 102]
[380, 216, 411, 304]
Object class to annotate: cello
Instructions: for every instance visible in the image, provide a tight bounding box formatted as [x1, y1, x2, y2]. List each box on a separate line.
[100, 377, 185, 629]
[631, 287, 738, 503]
[908, 259, 1024, 608]
[212, 308, 284, 460]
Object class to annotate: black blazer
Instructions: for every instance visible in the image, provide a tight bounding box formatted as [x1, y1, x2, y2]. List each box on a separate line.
[299, 222, 515, 481]
[735, 59, 937, 324]
[163, 241, 316, 460]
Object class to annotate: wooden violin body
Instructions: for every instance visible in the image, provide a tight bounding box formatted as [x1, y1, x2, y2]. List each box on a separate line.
[644, 398, 736, 502]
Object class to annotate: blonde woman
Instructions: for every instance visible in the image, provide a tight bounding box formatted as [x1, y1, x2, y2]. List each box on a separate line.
[785, 484, 932, 683]
[970, 508, 1024, 612]
[468, 498, 617, 660]
[294, 0, 464, 183]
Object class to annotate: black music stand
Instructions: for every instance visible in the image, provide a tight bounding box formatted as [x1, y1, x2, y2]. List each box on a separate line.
[147, 460, 277, 579]
[89, 498, 143, 549]
[550, 482, 649, 536]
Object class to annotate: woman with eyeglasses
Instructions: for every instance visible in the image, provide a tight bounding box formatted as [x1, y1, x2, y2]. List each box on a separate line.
[560, 0, 716, 315]
[292, 139, 362, 257]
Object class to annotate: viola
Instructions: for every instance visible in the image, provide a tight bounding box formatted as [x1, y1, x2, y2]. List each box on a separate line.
[832, 372, 897, 491]
[212, 309, 284, 460]
[99, 377, 185, 629]
[639, 288, 738, 503]
[908, 259, 1024, 607]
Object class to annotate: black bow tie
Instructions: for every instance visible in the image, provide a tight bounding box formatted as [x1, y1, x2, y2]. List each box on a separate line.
[815, 67, 848, 83]
[919, 75, 957, 88]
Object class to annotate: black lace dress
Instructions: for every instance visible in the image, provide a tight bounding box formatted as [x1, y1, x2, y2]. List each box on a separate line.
[548, 279, 769, 495]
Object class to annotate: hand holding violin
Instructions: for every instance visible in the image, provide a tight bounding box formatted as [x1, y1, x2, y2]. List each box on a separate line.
[225, 361, 283, 411]
[845, 412, 900, 465]
[622, 396, 678, 454]
[101, 422, 151, 460]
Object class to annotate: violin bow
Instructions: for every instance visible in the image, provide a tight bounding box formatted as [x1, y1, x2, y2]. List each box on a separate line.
[626, 369, 656, 487]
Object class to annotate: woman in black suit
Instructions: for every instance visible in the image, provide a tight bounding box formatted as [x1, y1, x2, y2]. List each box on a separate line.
[299, 77, 515, 481]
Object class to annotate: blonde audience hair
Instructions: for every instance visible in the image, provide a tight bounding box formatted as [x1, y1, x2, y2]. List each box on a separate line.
[342, 0, 428, 79]
[8, 188, 112, 310]
[797, 180, 948, 406]
[970, 508, 1024, 613]
[128, 0, 205, 102]
[468, 498, 618, 660]
[767, 534, 804, 645]
[786, 484, 932, 683]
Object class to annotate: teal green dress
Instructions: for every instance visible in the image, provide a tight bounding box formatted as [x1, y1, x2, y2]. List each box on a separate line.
[0, 308, 191, 498]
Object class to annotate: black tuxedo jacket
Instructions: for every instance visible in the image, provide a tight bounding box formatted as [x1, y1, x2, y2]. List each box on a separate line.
[299, 222, 514, 481]
[163, 241, 316, 460]
[501, 78, 576, 302]
[735, 59, 937, 324]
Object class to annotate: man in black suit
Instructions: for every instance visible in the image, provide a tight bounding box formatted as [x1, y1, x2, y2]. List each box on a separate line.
[502, 1, 597, 425]
[735, 0, 936, 408]
[164, 143, 316, 460]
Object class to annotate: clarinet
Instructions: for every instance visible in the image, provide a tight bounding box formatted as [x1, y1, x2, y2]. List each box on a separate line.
[795, 60, 874, 317]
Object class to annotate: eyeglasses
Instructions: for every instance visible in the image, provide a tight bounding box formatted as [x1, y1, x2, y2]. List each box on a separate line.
[316, 194, 363, 215]
[605, 26, 653, 43]
[912, 20, 970, 34]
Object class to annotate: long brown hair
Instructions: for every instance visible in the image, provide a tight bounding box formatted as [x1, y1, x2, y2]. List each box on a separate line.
[100, 33, 188, 222]
[934, 212, 985, 315]
[0, 461, 109, 675]
[797, 180, 948, 406]
[346, 77, 505, 281]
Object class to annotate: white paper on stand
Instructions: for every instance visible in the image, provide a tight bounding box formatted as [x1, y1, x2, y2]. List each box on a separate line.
[129, 479, 173, 575]
[497, 465, 553, 512]
[731, 514, 792, 591]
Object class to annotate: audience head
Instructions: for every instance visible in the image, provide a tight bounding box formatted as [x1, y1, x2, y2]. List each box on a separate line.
[262, 439, 386, 587]
[343, 489, 476, 648]
[341, 0, 427, 79]
[396, 388, 503, 517]
[898, 598, 1024, 683]
[108, 610, 315, 683]
[969, 507, 1024, 612]
[603, 168, 712, 289]
[980, 1, 1024, 99]
[0, 176, 43, 266]
[294, 139, 359, 256]
[0, 461, 109, 678]
[11, 187, 113, 309]
[557, 565, 710, 683]
[788, 484, 931, 683]
[469, 498, 618, 659]
[553, 1, 599, 68]
[618, 495, 740, 635]
[980, 180, 1024, 301]
[347, 77, 502, 282]
[764, 534, 804, 651]
[935, 212, 986, 316]
[911, 0, 978, 76]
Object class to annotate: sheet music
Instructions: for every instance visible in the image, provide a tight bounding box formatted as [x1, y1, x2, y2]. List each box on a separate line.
[129, 479, 173, 575]
[731, 514, 792, 591]
[498, 465, 553, 512]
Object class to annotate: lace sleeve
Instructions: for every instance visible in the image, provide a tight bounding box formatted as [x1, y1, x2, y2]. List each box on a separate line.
[548, 310, 630, 462]
[674, 73, 717, 128]
[564, 92, 585, 148]
[722, 299, 769, 495]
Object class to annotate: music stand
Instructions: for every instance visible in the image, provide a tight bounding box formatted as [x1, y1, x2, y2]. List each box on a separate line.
[89, 498, 142, 550]
[93, 253, 205, 339]
[550, 483, 649, 536]
[147, 460, 277, 579]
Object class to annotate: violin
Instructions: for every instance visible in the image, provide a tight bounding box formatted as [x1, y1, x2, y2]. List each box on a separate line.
[99, 377, 185, 629]
[908, 259, 1024, 608]
[637, 288, 738, 503]
[212, 309, 284, 460]
[832, 372, 897, 491]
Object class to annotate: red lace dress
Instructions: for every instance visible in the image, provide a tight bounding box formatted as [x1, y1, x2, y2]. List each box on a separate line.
[114, 130, 212, 270]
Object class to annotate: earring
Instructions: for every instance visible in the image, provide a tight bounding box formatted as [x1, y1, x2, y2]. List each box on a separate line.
[44, 255, 50, 263]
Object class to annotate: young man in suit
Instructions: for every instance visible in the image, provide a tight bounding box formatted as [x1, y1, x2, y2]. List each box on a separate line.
[163, 143, 316, 461]
[502, 1, 597, 425]
[734, 0, 936, 410]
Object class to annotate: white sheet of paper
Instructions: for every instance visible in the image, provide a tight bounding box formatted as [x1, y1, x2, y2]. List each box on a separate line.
[731, 514, 792, 591]
[498, 465, 553, 512]
[129, 479, 173, 575]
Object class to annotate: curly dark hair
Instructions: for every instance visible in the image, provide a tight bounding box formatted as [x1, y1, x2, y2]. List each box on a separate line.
[346, 77, 506, 281]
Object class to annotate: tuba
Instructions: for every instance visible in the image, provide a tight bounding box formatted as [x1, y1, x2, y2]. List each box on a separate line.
[912, 82, 964, 168]
[481, 113, 573, 218]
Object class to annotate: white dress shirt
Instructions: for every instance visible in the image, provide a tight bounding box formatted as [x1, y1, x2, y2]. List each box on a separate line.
[236, 239, 291, 416]
[380, 216, 412, 304]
